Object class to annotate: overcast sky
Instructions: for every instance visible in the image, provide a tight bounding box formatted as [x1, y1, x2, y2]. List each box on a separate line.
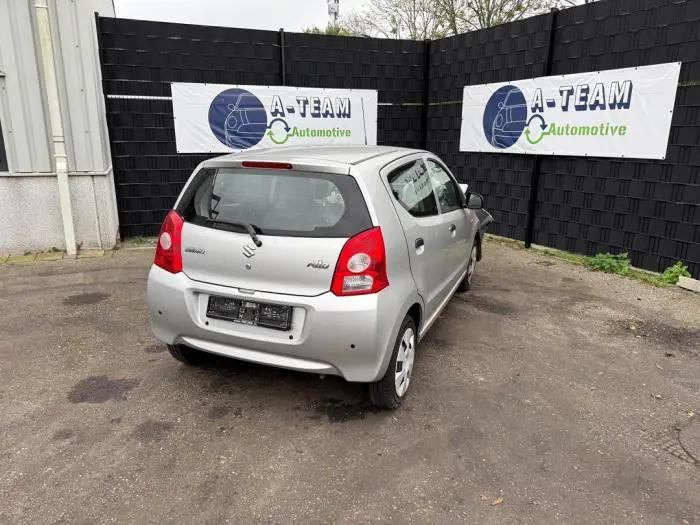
[114, 0, 368, 32]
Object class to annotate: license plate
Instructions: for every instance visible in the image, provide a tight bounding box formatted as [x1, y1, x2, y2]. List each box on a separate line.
[206, 295, 292, 331]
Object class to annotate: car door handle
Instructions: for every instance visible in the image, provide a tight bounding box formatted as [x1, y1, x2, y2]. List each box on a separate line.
[415, 238, 424, 249]
[449, 224, 456, 233]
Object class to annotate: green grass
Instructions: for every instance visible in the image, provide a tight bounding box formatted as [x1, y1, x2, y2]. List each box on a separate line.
[484, 234, 525, 250]
[485, 235, 670, 287]
[628, 269, 667, 287]
[129, 236, 152, 245]
[122, 236, 157, 247]
[537, 247, 588, 265]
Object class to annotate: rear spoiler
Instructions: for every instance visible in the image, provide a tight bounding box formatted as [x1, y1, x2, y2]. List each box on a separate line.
[202, 156, 350, 175]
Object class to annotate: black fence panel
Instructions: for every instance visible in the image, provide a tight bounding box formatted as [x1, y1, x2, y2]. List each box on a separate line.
[532, 0, 700, 276]
[97, 0, 700, 277]
[97, 18, 427, 237]
[284, 32, 426, 149]
[284, 33, 425, 105]
[98, 17, 282, 97]
[98, 17, 282, 237]
[426, 13, 552, 240]
[425, 0, 699, 276]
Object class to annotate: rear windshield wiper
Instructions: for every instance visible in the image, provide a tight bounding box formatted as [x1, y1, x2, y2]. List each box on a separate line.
[205, 218, 263, 247]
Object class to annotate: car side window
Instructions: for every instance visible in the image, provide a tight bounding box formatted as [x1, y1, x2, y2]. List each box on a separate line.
[427, 159, 462, 214]
[388, 160, 438, 217]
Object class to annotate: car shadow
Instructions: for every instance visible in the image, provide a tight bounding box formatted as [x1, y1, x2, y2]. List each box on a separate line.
[174, 354, 387, 423]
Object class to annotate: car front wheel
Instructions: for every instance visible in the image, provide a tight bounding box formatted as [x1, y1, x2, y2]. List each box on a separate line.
[458, 241, 478, 293]
[369, 316, 417, 409]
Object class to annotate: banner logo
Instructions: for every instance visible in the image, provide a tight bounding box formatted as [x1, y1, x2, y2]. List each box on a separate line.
[482, 85, 527, 149]
[208, 88, 268, 149]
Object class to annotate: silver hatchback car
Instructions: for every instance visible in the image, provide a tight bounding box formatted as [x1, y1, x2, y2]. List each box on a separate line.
[148, 146, 492, 408]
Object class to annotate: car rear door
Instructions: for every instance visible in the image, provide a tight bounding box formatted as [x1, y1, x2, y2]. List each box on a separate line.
[426, 157, 474, 291]
[383, 157, 447, 321]
[176, 164, 373, 297]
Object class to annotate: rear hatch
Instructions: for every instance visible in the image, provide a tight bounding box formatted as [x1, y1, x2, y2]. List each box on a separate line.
[176, 163, 373, 297]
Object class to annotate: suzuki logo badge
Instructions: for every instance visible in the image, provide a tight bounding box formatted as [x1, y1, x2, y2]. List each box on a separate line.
[242, 243, 257, 258]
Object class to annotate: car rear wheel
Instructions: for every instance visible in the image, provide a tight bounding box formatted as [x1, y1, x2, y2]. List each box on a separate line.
[457, 241, 478, 293]
[167, 344, 209, 366]
[369, 316, 417, 409]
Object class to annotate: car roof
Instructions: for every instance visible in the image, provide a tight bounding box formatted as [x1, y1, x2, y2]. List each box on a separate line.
[202, 145, 424, 170]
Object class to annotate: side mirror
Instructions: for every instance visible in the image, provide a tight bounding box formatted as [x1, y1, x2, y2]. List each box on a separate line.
[466, 192, 484, 210]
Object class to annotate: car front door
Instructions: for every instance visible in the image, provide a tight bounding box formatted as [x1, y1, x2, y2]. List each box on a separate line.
[384, 157, 446, 322]
[426, 157, 475, 293]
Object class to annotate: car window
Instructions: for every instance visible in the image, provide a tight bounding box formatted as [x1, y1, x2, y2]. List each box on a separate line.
[387, 160, 438, 217]
[177, 167, 372, 238]
[427, 159, 462, 214]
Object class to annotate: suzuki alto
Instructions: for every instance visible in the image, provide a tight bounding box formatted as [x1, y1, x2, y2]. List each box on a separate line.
[147, 146, 492, 408]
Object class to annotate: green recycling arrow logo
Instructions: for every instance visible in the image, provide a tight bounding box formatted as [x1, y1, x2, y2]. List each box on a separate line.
[267, 118, 292, 144]
[524, 114, 550, 144]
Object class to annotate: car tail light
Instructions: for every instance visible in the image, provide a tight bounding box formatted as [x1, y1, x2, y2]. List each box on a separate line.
[241, 161, 293, 170]
[154, 211, 184, 273]
[331, 227, 389, 296]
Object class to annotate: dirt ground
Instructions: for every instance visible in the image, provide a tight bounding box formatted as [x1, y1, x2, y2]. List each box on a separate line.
[0, 241, 698, 524]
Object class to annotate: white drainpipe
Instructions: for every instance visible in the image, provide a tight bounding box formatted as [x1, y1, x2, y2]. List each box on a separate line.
[35, 0, 77, 255]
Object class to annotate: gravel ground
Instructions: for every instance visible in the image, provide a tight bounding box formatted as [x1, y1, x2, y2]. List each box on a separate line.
[0, 241, 698, 524]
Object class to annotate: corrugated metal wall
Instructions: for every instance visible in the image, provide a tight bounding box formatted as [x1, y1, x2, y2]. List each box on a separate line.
[0, 0, 53, 173]
[0, 0, 119, 255]
[52, 0, 115, 174]
[0, 0, 114, 175]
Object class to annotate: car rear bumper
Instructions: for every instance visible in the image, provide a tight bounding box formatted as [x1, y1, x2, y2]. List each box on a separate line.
[147, 266, 400, 382]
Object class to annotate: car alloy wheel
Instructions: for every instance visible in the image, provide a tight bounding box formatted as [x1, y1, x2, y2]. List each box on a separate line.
[467, 245, 478, 284]
[394, 326, 415, 397]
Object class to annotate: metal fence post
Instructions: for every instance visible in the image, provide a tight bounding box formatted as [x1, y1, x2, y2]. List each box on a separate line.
[420, 39, 431, 150]
[94, 12, 125, 239]
[524, 8, 558, 248]
[279, 28, 287, 86]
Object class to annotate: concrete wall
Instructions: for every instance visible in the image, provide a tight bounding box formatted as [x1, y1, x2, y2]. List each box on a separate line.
[0, 0, 118, 255]
[0, 177, 65, 253]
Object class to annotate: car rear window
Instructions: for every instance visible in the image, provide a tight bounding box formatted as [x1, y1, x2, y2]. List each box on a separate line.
[177, 168, 373, 238]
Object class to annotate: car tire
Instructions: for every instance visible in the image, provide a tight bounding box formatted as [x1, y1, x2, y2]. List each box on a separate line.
[167, 344, 209, 366]
[457, 240, 478, 293]
[369, 316, 417, 410]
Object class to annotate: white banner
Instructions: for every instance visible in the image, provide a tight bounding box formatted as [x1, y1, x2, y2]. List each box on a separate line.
[460, 62, 681, 159]
[172, 83, 378, 153]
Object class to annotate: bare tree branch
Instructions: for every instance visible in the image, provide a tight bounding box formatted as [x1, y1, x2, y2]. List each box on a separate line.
[340, 0, 567, 39]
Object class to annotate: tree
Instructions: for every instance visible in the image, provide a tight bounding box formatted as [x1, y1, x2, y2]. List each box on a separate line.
[435, 0, 468, 35]
[436, 0, 561, 33]
[340, 0, 448, 40]
[339, 0, 566, 39]
[302, 25, 359, 36]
